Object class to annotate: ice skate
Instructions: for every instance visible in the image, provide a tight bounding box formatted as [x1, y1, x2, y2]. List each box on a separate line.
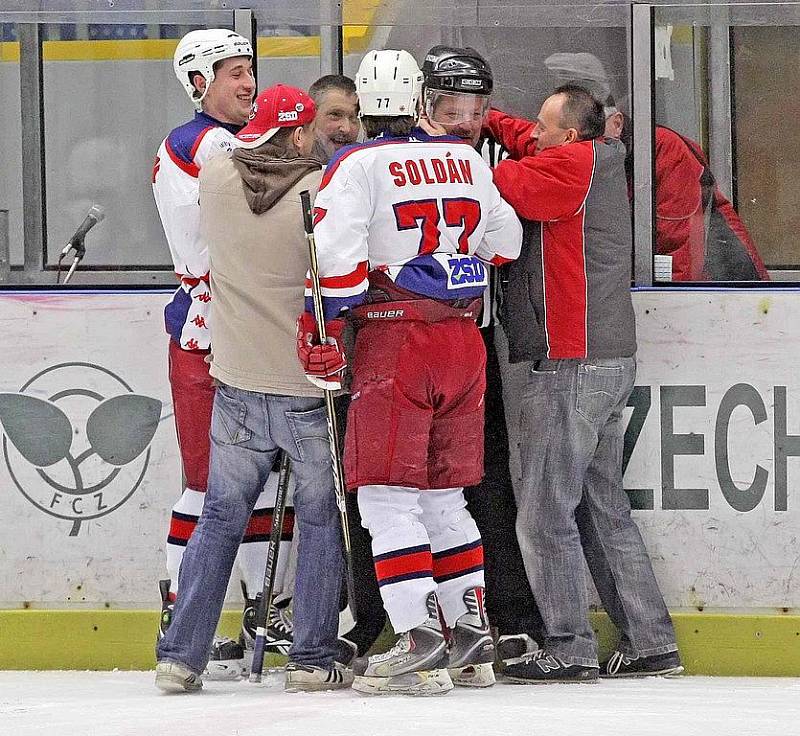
[203, 636, 246, 681]
[240, 582, 293, 672]
[157, 579, 174, 641]
[284, 661, 354, 692]
[496, 633, 538, 668]
[447, 587, 496, 687]
[352, 592, 453, 696]
[600, 650, 684, 678]
[155, 661, 203, 693]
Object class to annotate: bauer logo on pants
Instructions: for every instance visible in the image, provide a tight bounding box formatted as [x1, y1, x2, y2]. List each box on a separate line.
[0, 362, 161, 536]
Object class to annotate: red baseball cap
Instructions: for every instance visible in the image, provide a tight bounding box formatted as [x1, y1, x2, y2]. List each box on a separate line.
[236, 84, 316, 149]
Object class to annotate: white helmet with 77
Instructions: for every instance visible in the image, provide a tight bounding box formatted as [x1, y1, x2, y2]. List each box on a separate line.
[356, 49, 424, 119]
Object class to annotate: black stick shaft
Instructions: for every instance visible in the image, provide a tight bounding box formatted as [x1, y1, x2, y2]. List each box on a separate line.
[249, 451, 292, 683]
[300, 189, 358, 623]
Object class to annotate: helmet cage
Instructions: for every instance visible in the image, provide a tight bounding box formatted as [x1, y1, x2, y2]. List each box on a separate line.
[425, 90, 490, 126]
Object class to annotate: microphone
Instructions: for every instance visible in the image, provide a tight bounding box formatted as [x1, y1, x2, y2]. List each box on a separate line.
[61, 204, 105, 257]
[59, 204, 105, 284]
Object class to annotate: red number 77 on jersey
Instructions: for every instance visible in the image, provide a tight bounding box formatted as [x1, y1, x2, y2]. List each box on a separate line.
[393, 197, 481, 255]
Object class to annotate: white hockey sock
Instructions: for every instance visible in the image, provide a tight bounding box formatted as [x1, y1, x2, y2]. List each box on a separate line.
[420, 488, 485, 627]
[358, 485, 436, 633]
[166, 487, 206, 595]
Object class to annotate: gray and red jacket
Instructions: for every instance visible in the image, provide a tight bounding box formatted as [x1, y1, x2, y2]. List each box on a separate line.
[486, 110, 636, 363]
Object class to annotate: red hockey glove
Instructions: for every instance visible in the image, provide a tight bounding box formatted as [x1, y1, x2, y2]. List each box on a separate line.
[296, 312, 347, 391]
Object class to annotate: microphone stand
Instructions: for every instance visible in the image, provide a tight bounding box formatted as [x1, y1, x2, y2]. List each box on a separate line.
[58, 238, 86, 285]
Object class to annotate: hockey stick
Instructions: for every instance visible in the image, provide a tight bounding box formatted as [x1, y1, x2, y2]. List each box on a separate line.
[249, 450, 292, 683]
[299, 188, 358, 624]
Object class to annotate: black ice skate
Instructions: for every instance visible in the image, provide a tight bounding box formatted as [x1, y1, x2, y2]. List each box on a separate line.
[496, 633, 538, 668]
[352, 592, 453, 696]
[600, 650, 684, 678]
[504, 649, 599, 684]
[447, 587, 496, 687]
[240, 582, 293, 669]
[158, 579, 174, 641]
[203, 636, 246, 681]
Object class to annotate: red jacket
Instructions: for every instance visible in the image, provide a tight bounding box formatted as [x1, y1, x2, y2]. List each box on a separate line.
[655, 127, 769, 281]
[486, 110, 636, 361]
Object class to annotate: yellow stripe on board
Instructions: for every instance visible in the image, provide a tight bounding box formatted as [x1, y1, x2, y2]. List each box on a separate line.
[0, 26, 372, 64]
[1, 609, 799, 674]
[1, 43, 20, 62]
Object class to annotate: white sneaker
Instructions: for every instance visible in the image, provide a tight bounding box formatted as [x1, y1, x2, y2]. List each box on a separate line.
[284, 661, 354, 692]
[155, 661, 203, 693]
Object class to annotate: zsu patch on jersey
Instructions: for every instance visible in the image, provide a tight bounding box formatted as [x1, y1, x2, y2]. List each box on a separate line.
[435, 254, 488, 290]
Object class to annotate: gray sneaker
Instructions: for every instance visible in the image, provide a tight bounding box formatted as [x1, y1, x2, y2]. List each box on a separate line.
[447, 587, 496, 688]
[155, 661, 203, 693]
[284, 661, 354, 692]
[352, 592, 453, 696]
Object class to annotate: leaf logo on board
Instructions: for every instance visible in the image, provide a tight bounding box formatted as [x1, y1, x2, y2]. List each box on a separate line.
[0, 362, 161, 535]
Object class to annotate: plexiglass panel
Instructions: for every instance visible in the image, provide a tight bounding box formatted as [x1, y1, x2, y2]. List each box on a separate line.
[0, 24, 24, 268]
[42, 23, 211, 270]
[653, 3, 792, 282]
[254, 20, 322, 90]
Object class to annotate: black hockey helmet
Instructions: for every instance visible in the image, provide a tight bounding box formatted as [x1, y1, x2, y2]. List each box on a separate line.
[421, 46, 493, 97]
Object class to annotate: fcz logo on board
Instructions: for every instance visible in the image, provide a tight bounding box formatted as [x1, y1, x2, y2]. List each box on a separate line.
[0, 362, 161, 536]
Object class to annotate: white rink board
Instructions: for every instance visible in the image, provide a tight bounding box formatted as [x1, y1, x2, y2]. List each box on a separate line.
[0, 292, 177, 607]
[500, 289, 800, 611]
[1, 289, 799, 610]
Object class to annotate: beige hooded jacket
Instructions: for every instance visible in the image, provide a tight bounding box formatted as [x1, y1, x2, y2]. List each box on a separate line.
[200, 139, 324, 396]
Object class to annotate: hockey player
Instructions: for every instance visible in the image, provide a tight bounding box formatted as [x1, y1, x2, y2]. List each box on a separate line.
[296, 49, 523, 695]
[152, 29, 292, 679]
[421, 45, 544, 670]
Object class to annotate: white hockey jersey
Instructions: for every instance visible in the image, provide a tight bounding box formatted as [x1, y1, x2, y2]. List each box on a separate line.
[152, 112, 240, 350]
[307, 129, 522, 323]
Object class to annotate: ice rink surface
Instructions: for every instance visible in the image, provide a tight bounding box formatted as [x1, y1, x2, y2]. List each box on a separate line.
[2, 671, 799, 736]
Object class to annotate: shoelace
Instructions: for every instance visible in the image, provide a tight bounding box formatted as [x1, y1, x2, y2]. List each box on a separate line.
[268, 606, 294, 635]
[370, 632, 412, 663]
[606, 651, 635, 674]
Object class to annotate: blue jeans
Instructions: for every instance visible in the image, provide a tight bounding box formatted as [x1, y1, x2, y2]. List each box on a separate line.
[516, 356, 677, 667]
[157, 382, 343, 674]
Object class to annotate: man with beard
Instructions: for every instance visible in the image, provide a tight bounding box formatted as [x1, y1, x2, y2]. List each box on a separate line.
[309, 75, 361, 159]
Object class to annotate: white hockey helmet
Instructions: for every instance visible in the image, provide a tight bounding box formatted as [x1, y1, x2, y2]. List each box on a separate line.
[355, 49, 424, 118]
[173, 29, 253, 110]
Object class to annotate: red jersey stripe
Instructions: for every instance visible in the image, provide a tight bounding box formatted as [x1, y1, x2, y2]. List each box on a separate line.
[168, 515, 197, 542]
[189, 126, 214, 159]
[244, 509, 296, 538]
[374, 549, 433, 583]
[165, 137, 200, 178]
[432, 543, 484, 580]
